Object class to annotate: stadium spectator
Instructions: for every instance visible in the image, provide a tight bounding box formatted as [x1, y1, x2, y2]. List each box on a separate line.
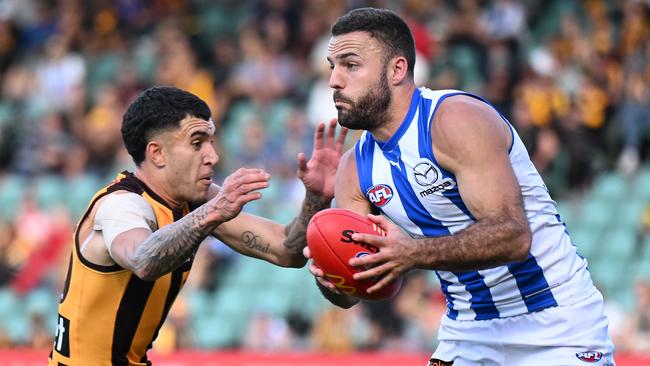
[310, 303, 372, 353]
[243, 310, 294, 351]
[616, 1, 650, 176]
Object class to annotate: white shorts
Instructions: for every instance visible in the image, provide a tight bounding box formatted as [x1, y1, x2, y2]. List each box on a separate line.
[429, 290, 616, 365]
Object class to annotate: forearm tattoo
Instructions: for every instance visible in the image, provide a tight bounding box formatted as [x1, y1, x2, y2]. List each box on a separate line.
[132, 205, 215, 280]
[283, 191, 331, 256]
[241, 231, 270, 253]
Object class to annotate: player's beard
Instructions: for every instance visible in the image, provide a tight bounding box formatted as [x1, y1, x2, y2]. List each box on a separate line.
[334, 70, 392, 131]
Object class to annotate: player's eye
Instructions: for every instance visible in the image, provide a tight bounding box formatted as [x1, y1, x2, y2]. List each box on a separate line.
[346, 63, 358, 70]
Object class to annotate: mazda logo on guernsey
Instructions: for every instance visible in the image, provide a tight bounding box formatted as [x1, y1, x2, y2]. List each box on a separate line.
[366, 184, 393, 207]
[413, 161, 438, 186]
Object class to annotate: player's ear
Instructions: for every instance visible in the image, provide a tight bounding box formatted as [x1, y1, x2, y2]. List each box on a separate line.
[146, 140, 166, 168]
[388, 55, 409, 85]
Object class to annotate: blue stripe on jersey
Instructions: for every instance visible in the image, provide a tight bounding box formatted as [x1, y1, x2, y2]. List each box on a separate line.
[437, 274, 458, 320]
[421, 93, 476, 220]
[417, 94, 434, 159]
[376, 88, 421, 152]
[507, 254, 558, 312]
[355, 137, 375, 194]
[388, 145, 451, 237]
[454, 271, 500, 320]
[558, 213, 587, 261]
[555, 213, 569, 234]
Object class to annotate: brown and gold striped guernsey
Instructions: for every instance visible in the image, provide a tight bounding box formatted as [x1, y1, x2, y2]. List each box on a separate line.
[49, 171, 193, 366]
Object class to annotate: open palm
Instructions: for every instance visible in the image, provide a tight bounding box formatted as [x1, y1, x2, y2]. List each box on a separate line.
[297, 119, 348, 199]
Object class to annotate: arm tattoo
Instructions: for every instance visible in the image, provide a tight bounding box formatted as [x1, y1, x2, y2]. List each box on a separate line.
[283, 191, 331, 260]
[241, 231, 270, 253]
[132, 204, 216, 281]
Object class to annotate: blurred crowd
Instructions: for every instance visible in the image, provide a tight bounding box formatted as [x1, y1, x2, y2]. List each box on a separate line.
[0, 0, 649, 355]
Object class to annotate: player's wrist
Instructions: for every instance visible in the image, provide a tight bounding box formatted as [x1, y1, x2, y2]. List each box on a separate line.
[315, 279, 359, 309]
[304, 189, 334, 207]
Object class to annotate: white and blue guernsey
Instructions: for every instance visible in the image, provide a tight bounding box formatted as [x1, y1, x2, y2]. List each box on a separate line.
[355, 87, 596, 321]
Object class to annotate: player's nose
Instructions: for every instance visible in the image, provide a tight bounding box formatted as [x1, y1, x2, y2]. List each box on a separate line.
[329, 67, 344, 90]
[205, 145, 219, 166]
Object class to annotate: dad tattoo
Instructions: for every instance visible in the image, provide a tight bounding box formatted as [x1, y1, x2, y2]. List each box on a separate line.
[241, 231, 270, 253]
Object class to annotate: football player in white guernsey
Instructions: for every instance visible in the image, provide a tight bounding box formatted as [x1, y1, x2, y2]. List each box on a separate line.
[304, 8, 616, 366]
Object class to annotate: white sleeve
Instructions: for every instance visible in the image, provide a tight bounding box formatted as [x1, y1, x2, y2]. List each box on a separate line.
[94, 192, 157, 256]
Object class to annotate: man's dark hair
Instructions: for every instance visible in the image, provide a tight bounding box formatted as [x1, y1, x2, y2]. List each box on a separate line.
[332, 7, 416, 77]
[121, 86, 211, 165]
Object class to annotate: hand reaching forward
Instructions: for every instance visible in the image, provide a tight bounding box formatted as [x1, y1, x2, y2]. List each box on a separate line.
[303, 246, 359, 308]
[303, 246, 342, 293]
[297, 119, 348, 199]
[202, 168, 270, 226]
[348, 214, 420, 294]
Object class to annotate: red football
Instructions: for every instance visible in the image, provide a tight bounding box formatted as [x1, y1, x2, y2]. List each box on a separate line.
[307, 208, 403, 301]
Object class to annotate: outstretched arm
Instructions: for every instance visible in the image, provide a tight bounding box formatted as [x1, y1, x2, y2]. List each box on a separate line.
[110, 168, 270, 281]
[303, 147, 372, 308]
[284, 119, 349, 263]
[213, 119, 348, 267]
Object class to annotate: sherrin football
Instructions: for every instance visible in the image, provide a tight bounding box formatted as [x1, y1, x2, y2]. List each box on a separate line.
[306, 208, 403, 300]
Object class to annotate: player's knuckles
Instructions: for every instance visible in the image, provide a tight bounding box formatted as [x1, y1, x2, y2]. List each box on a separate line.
[233, 183, 252, 194]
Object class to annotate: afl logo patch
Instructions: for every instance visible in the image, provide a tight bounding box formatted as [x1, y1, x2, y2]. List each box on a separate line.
[366, 184, 393, 207]
[576, 351, 603, 362]
[428, 359, 453, 366]
[413, 161, 439, 186]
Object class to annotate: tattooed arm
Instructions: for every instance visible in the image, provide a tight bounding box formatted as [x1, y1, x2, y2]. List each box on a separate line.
[110, 205, 215, 281]
[212, 120, 347, 267]
[212, 190, 332, 268]
[109, 168, 271, 281]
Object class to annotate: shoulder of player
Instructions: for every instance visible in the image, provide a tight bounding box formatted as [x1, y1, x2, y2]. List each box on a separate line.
[336, 148, 363, 192]
[433, 94, 501, 131]
[94, 190, 153, 219]
[337, 148, 358, 180]
[340, 147, 356, 165]
[97, 190, 145, 205]
[335, 148, 371, 212]
[82, 190, 152, 236]
[431, 95, 508, 151]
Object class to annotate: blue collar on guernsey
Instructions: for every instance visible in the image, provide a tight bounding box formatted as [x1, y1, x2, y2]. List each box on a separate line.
[372, 87, 421, 152]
